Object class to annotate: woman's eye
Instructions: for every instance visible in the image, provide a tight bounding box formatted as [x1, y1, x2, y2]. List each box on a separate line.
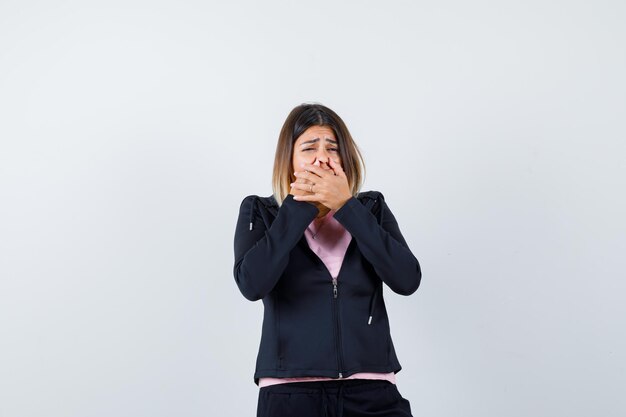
[303, 148, 338, 152]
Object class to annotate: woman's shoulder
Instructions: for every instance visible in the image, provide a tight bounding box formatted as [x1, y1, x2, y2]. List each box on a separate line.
[356, 190, 385, 202]
[238, 193, 278, 208]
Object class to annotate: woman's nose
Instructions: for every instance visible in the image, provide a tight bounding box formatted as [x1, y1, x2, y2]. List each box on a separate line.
[313, 156, 328, 166]
[314, 150, 330, 165]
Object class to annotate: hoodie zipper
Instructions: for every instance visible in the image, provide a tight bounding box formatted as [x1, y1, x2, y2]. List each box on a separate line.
[331, 276, 344, 378]
[298, 231, 350, 379]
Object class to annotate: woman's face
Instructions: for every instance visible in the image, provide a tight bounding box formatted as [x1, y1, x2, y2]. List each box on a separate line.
[292, 125, 342, 176]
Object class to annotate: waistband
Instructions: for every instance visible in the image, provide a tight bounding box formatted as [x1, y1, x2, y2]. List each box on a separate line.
[259, 378, 392, 395]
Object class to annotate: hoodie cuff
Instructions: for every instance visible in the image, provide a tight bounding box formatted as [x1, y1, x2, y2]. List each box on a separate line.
[332, 196, 359, 221]
[282, 193, 320, 218]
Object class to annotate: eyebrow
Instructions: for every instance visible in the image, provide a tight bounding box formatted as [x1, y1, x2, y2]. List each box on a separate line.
[300, 138, 338, 146]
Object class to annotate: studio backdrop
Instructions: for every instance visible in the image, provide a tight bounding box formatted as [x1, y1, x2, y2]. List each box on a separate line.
[0, 1, 624, 417]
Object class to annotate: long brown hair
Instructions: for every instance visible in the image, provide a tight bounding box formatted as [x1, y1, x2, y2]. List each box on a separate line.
[272, 103, 366, 206]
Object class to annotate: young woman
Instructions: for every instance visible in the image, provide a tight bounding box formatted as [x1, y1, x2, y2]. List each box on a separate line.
[233, 103, 421, 417]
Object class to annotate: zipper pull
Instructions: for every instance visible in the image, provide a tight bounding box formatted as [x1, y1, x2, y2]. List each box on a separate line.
[332, 278, 338, 298]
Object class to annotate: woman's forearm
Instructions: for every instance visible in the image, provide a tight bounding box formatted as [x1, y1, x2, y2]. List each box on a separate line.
[233, 194, 318, 301]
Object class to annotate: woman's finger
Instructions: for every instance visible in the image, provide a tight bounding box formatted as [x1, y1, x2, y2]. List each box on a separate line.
[290, 182, 315, 192]
[299, 163, 332, 179]
[328, 158, 346, 177]
[292, 193, 317, 201]
[293, 176, 313, 185]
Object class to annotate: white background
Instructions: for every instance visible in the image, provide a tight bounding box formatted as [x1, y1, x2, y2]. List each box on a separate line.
[1, 1, 625, 416]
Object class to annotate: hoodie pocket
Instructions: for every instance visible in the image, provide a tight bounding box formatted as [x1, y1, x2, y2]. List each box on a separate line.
[368, 285, 382, 325]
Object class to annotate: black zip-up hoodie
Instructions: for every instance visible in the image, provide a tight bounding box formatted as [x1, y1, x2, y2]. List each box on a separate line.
[233, 191, 421, 385]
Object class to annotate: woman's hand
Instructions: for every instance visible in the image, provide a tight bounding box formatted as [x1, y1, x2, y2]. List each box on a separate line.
[290, 172, 331, 217]
[290, 158, 352, 211]
[290, 175, 317, 203]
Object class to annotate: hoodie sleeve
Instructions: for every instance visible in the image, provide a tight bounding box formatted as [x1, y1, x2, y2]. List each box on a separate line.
[233, 194, 319, 301]
[332, 191, 421, 295]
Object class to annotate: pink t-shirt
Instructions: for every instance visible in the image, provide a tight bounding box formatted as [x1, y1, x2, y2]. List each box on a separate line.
[258, 208, 396, 388]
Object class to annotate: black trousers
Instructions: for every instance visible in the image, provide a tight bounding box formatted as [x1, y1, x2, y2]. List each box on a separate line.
[256, 379, 413, 417]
